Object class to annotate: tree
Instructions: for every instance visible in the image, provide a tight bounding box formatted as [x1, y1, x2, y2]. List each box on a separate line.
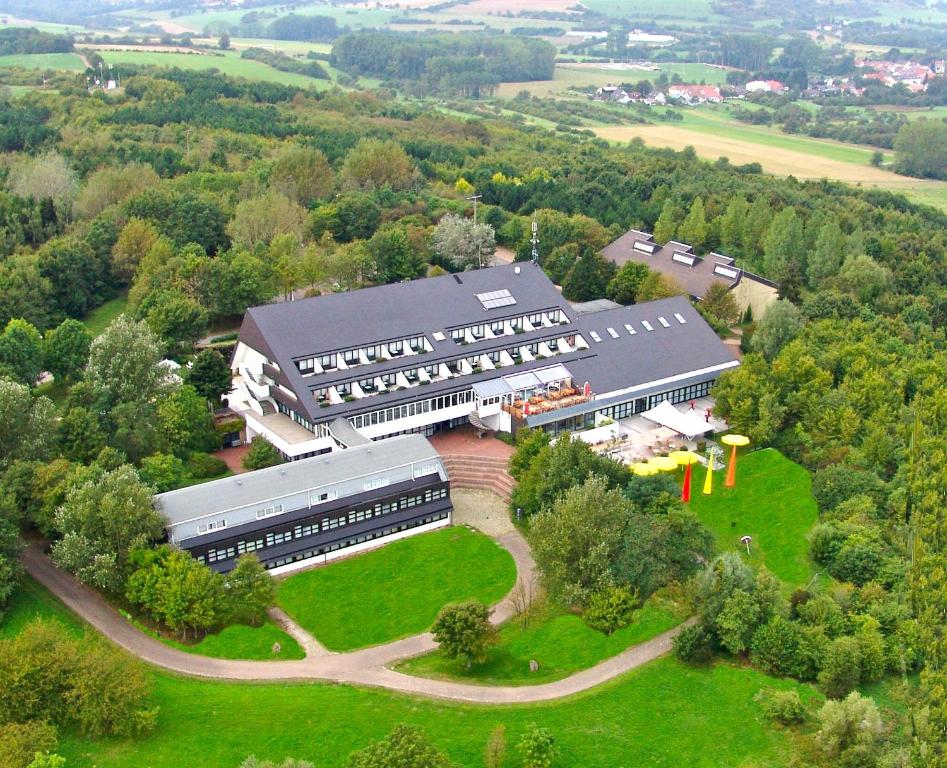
[43, 319, 91, 382]
[700, 283, 740, 328]
[431, 600, 495, 667]
[605, 261, 649, 304]
[0, 493, 22, 623]
[227, 189, 307, 250]
[678, 196, 709, 251]
[719, 195, 748, 255]
[741, 196, 772, 260]
[584, 584, 637, 635]
[835, 253, 890, 305]
[8, 151, 76, 221]
[51, 465, 165, 592]
[750, 300, 802, 360]
[635, 271, 685, 302]
[140, 290, 209, 350]
[185, 349, 232, 403]
[714, 589, 761, 655]
[125, 546, 226, 638]
[225, 554, 276, 625]
[484, 725, 506, 768]
[0, 722, 58, 768]
[271, 146, 334, 207]
[156, 384, 217, 457]
[367, 224, 426, 283]
[561, 248, 615, 301]
[807, 218, 845, 286]
[517, 724, 557, 768]
[528, 476, 630, 604]
[0, 319, 44, 385]
[84, 315, 167, 408]
[111, 218, 159, 285]
[57, 406, 105, 464]
[0, 379, 56, 470]
[243, 437, 284, 471]
[893, 119, 947, 180]
[74, 163, 160, 220]
[652, 200, 679, 245]
[346, 725, 455, 768]
[340, 139, 416, 192]
[815, 692, 882, 760]
[138, 452, 185, 492]
[432, 213, 496, 271]
[218, 32, 231, 49]
[818, 635, 862, 698]
[762, 208, 805, 300]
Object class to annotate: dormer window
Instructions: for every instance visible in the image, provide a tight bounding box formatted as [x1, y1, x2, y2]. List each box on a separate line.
[343, 349, 359, 365]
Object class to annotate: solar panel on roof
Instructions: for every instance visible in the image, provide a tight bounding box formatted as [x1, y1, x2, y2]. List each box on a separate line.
[476, 289, 517, 310]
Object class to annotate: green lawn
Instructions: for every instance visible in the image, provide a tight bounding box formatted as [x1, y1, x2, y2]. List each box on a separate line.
[34, 377, 70, 408]
[277, 526, 517, 651]
[82, 292, 129, 336]
[57, 656, 816, 768]
[0, 576, 85, 640]
[688, 448, 819, 586]
[162, 620, 305, 661]
[397, 594, 686, 685]
[0, 53, 86, 71]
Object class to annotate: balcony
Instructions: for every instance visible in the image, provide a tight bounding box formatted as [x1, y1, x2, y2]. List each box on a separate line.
[501, 386, 591, 420]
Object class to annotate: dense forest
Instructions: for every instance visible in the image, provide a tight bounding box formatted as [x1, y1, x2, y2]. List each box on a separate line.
[0, 57, 946, 765]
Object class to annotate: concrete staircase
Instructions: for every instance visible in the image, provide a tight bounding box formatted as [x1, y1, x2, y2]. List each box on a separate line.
[441, 454, 515, 503]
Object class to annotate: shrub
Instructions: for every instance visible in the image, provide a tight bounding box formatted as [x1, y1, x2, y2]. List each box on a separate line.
[0, 721, 58, 768]
[754, 688, 805, 724]
[584, 584, 638, 635]
[673, 623, 714, 663]
[750, 617, 821, 681]
[242, 437, 284, 471]
[186, 451, 228, 479]
[818, 636, 862, 698]
[517, 723, 558, 768]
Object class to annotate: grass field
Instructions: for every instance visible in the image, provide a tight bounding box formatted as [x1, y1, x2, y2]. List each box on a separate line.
[278, 526, 517, 651]
[81, 292, 129, 336]
[688, 449, 819, 587]
[57, 656, 815, 768]
[162, 620, 305, 661]
[592, 107, 947, 210]
[0, 53, 86, 71]
[98, 49, 334, 89]
[397, 595, 686, 685]
[0, 576, 85, 640]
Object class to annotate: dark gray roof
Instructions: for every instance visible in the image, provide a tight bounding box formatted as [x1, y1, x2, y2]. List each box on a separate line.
[156, 434, 439, 526]
[600, 229, 777, 300]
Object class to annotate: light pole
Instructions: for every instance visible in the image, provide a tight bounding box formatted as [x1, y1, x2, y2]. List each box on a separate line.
[465, 193, 482, 224]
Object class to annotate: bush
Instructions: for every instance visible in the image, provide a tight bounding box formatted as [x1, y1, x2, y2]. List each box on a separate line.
[517, 723, 558, 768]
[754, 688, 805, 724]
[818, 636, 862, 698]
[584, 584, 638, 635]
[673, 623, 714, 663]
[0, 721, 58, 768]
[186, 451, 228, 479]
[242, 437, 284, 471]
[750, 617, 821, 681]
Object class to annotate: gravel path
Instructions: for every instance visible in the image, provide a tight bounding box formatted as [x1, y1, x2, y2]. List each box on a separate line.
[21, 501, 685, 702]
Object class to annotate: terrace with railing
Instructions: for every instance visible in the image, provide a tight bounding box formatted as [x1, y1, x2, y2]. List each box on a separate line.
[501, 386, 591, 420]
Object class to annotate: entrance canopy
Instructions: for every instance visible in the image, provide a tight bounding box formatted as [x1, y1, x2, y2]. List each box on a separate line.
[641, 399, 713, 439]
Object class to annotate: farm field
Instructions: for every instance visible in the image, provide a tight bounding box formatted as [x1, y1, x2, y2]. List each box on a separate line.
[592, 110, 947, 210]
[0, 52, 86, 71]
[496, 61, 728, 98]
[277, 526, 517, 651]
[688, 449, 820, 587]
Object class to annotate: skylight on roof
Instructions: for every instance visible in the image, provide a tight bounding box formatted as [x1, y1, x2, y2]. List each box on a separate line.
[633, 241, 655, 254]
[432, 331, 446, 342]
[590, 331, 602, 343]
[642, 320, 654, 332]
[672, 252, 696, 267]
[658, 316, 670, 328]
[624, 323, 636, 335]
[674, 313, 687, 324]
[607, 327, 619, 338]
[713, 265, 739, 279]
[476, 289, 516, 310]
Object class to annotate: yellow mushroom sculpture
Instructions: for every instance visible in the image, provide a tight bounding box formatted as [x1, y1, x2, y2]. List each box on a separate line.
[721, 434, 750, 488]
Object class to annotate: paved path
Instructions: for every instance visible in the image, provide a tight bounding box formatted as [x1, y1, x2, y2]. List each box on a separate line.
[21, 518, 685, 704]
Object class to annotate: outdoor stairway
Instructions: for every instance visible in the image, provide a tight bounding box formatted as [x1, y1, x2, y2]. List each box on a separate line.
[441, 454, 515, 503]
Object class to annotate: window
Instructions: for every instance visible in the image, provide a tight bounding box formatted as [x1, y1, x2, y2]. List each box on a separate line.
[198, 519, 227, 533]
[312, 490, 336, 504]
[256, 504, 284, 520]
[590, 331, 602, 343]
[319, 353, 336, 370]
[607, 327, 619, 338]
[674, 313, 687, 324]
[297, 358, 314, 373]
[343, 349, 359, 365]
[641, 321, 654, 332]
[623, 323, 636, 335]
[658, 316, 670, 328]
[364, 475, 389, 491]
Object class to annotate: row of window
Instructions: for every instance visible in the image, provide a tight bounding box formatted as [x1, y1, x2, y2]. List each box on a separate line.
[264, 511, 451, 570]
[647, 380, 711, 408]
[296, 336, 428, 375]
[197, 487, 450, 565]
[448, 309, 565, 343]
[348, 390, 475, 431]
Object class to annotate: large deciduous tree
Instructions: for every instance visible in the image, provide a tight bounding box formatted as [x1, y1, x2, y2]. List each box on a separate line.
[84, 315, 167, 408]
[340, 138, 416, 192]
[42, 319, 91, 382]
[0, 319, 44, 386]
[750, 299, 803, 360]
[185, 349, 232, 403]
[227, 189, 307, 250]
[432, 213, 496, 271]
[270, 145, 334, 207]
[0, 379, 55, 470]
[431, 601, 495, 667]
[52, 465, 165, 592]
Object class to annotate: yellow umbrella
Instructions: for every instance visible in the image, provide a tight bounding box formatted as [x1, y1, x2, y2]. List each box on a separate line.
[669, 450, 701, 466]
[648, 456, 679, 472]
[631, 462, 659, 476]
[721, 434, 751, 488]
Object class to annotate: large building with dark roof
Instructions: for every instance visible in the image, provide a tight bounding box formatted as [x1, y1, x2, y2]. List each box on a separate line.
[227, 262, 739, 458]
[600, 228, 779, 320]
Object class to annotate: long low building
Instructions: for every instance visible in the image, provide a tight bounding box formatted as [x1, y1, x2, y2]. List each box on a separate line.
[156, 435, 451, 574]
[227, 262, 740, 459]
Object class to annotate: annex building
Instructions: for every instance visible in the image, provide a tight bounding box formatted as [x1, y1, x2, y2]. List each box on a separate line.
[156, 435, 451, 574]
[227, 262, 739, 460]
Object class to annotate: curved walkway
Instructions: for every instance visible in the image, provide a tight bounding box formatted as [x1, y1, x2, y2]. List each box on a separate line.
[21, 519, 686, 704]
